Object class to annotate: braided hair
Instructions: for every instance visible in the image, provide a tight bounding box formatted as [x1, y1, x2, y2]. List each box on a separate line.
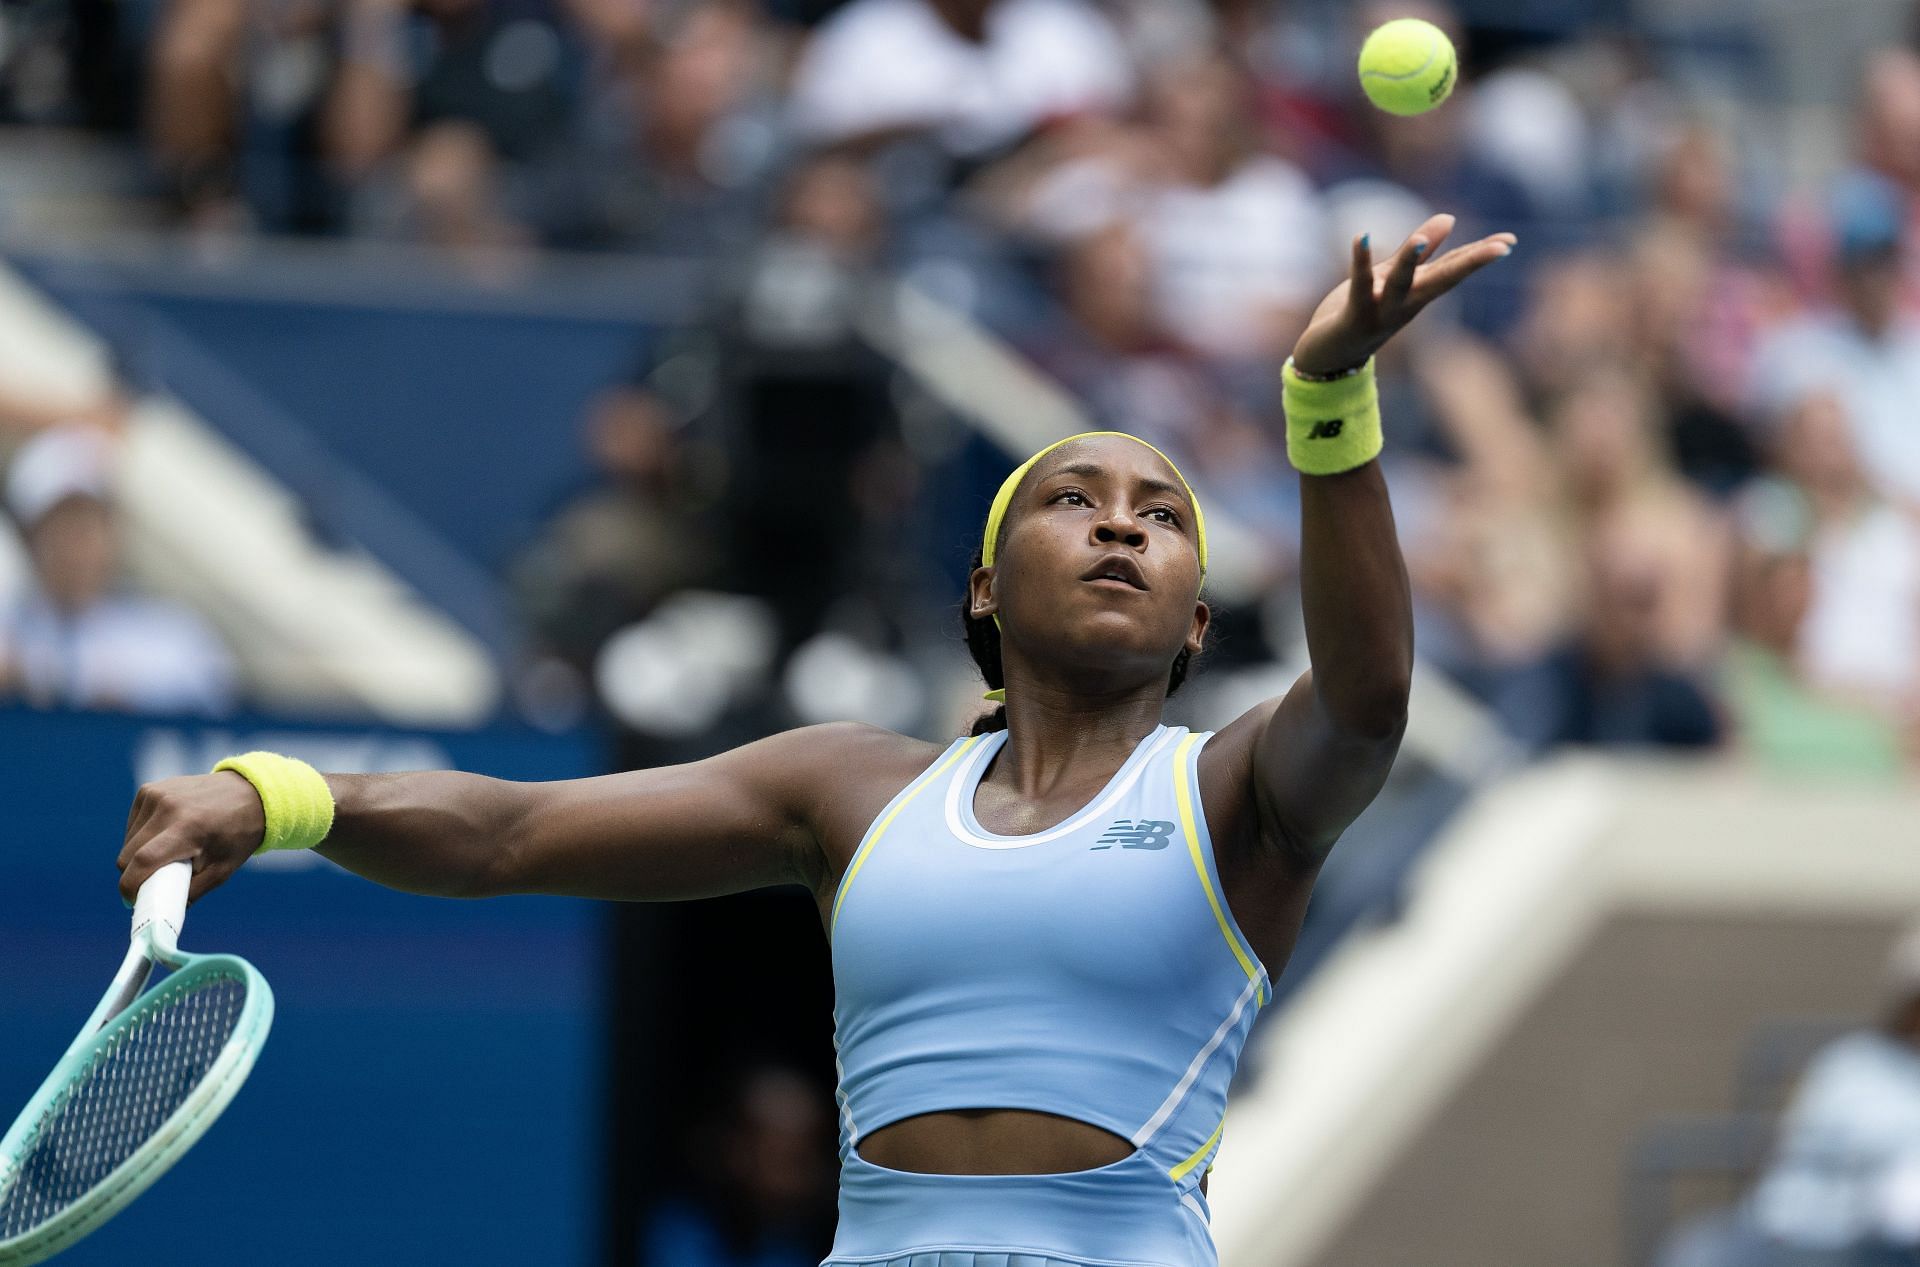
[962, 545, 1196, 736]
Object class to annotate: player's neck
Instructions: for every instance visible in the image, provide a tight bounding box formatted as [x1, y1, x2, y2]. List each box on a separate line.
[991, 688, 1166, 799]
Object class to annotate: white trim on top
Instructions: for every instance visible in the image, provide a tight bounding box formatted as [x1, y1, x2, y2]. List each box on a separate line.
[943, 725, 1181, 850]
[1130, 972, 1261, 1148]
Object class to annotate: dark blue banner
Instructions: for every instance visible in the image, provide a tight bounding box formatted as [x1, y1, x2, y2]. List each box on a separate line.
[0, 709, 607, 1266]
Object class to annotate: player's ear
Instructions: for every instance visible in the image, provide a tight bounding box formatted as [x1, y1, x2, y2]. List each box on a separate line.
[968, 565, 998, 622]
[1186, 600, 1210, 657]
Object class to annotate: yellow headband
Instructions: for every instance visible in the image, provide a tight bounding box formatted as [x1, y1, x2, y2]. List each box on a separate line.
[980, 431, 1208, 573]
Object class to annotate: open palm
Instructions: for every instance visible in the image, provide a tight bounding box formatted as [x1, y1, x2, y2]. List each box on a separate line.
[1291, 213, 1516, 377]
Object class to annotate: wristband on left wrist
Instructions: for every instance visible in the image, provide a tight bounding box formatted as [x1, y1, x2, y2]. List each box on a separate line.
[1282, 357, 1384, 475]
[212, 752, 336, 855]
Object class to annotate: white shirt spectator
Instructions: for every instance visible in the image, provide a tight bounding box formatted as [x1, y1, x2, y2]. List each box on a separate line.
[1755, 312, 1920, 509]
[1800, 502, 1920, 699]
[788, 0, 1132, 157]
[1138, 155, 1330, 361]
[2, 424, 239, 716]
[1751, 1032, 1920, 1249]
[1, 587, 238, 716]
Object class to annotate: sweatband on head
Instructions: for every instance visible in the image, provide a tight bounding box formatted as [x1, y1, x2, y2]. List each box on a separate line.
[981, 431, 1208, 572]
[1283, 358, 1383, 475]
[213, 751, 336, 855]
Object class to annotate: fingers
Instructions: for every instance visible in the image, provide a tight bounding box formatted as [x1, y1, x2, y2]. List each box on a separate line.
[188, 860, 224, 908]
[1346, 233, 1375, 316]
[118, 784, 171, 871]
[118, 829, 196, 907]
[1410, 234, 1518, 301]
[1382, 231, 1424, 309]
[120, 785, 158, 868]
[1408, 213, 1457, 257]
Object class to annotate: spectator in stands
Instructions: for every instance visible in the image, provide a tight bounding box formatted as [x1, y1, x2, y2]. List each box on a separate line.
[1854, 50, 1920, 311]
[1391, 331, 1581, 695]
[786, 0, 1133, 161]
[1547, 367, 1731, 668]
[1512, 250, 1638, 403]
[1620, 119, 1790, 495]
[1130, 50, 1331, 369]
[1858, 49, 1920, 205]
[325, 0, 580, 254]
[544, 0, 781, 252]
[149, 0, 350, 234]
[1744, 921, 1920, 1259]
[991, 48, 1328, 370]
[1723, 475, 1909, 778]
[510, 379, 722, 680]
[641, 1064, 836, 1266]
[147, 0, 254, 229]
[1765, 391, 1920, 712]
[0, 426, 238, 715]
[1491, 513, 1723, 752]
[1755, 172, 1920, 514]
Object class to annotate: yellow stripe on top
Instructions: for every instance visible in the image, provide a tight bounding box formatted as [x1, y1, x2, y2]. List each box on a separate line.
[1169, 1110, 1225, 1182]
[830, 736, 983, 940]
[1172, 732, 1266, 1008]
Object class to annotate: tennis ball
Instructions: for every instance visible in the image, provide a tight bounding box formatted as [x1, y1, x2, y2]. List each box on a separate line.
[1358, 18, 1456, 117]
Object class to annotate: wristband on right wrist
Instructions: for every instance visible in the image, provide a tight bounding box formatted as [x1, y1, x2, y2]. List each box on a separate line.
[212, 752, 336, 855]
[1282, 356, 1384, 475]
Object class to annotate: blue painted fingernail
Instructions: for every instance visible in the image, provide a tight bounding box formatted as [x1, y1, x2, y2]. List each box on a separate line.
[1361, 233, 1370, 249]
[1413, 241, 1429, 258]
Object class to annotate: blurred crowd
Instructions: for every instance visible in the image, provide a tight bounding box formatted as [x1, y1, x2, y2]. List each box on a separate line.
[1, 0, 1919, 782]
[1661, 923, 1920, 1267]
[2, 6, 1920, 1263]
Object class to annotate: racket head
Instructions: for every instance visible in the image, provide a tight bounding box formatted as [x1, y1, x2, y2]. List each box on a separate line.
[0, 953, 274, 1266]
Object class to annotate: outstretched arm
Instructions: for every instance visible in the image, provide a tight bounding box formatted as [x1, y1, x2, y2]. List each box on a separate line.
[1245, 214, 1514, 866]
[115, 723, 881, 906]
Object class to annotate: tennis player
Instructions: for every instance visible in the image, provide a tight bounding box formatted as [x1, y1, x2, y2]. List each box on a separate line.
[116, 213, 1512, 1267]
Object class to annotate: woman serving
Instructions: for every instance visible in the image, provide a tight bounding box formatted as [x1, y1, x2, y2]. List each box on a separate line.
[116, 213, 1513, 1267]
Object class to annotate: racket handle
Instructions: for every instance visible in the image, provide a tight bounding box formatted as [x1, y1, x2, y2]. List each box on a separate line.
[132, 860, 192, 957]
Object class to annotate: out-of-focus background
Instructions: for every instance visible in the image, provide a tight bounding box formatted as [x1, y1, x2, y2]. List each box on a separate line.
[0, 0, 1918, 1263]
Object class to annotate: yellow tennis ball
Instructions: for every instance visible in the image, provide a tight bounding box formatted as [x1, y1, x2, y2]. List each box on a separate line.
[1358, 18, 1457, 117]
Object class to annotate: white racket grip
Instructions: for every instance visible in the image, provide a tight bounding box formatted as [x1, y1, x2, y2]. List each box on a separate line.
[132, 860, 192, 957]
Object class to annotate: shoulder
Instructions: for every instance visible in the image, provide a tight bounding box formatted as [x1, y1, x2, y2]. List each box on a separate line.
[1789, 1031, 1919, 1110]
[767, 724, 959, 885]
[820, 721, 948, 770]
[753, 721, 944, 783]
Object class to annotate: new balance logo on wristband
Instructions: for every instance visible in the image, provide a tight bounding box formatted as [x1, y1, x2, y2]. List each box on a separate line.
[1092, 820, 1176, 850]
[1307, 418, 1346, 440]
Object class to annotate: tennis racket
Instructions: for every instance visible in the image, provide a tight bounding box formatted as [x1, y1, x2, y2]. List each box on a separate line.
[0, 861, 273, 1264]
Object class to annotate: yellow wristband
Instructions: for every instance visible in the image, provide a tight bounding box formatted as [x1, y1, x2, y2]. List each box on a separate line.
[213, 751, 336, 854]
[1283, 358, 1384, 475]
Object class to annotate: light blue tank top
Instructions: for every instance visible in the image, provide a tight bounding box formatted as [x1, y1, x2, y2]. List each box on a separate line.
[828, 723, 1271, 1201]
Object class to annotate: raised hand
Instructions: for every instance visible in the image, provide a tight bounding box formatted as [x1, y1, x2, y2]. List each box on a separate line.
[1290, 213, 1515, 377]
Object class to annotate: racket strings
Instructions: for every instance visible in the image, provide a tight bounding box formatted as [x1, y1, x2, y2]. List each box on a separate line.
[0, 973, 248, 1240]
